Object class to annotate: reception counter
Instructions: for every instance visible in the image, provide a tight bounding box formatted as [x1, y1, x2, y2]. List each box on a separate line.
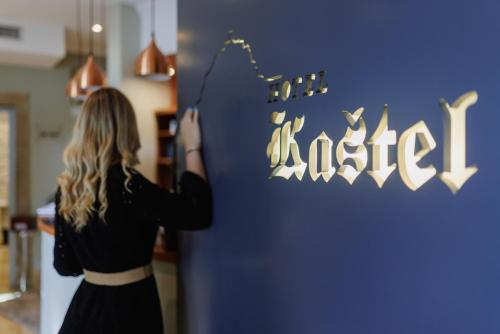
[38, 211, 178, 334]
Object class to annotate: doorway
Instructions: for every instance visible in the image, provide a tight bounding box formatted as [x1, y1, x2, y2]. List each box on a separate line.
[0, 107, 14, 294]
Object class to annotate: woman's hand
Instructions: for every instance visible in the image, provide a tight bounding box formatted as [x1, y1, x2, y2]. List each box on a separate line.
[180, 107, 201, 151]
[180, 107, 207, 181]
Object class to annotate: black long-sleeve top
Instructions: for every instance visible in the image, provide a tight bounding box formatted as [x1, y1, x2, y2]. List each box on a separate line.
[53, 163, 212, 276]
[52, 164, 211, 333]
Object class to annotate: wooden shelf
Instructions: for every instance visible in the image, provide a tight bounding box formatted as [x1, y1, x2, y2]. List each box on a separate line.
[154, 244, 178, 263]
[158, 157, 173, 166]
[158, 130, 175, 138]
[37, 217, 54, 235]
[155, 108, 177, 116]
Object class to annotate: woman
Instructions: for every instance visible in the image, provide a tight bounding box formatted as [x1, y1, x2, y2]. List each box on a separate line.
[53, 88, 211, 333]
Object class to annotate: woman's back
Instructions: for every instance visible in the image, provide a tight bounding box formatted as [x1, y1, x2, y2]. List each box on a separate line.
[55, 164, 158, 274]
[54, 163, 211, 275]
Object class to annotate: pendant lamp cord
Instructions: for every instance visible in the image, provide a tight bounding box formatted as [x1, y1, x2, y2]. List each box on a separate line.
[90, 0, 94, 55]
[77, 0, 83, 65]
[101, 0, 105, 55]
[151, 0, 155, 39]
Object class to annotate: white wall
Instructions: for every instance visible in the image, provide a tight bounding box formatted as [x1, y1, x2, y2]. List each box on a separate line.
[133, 0, 177, 55]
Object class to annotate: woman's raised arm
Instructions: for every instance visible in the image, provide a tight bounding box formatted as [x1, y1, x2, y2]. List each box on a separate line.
[180, 107, 207, 181]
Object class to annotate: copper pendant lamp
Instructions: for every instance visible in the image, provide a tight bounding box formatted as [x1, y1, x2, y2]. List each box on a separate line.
[134, 0, 173, 81]
[80, 54, 106, 91]
[66, 68, 87, 101]
[66, 0, 87, 101]
[80, 0, 106, 91]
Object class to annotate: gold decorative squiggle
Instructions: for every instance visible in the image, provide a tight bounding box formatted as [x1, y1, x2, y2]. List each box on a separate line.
[195, 29, 283, 106]
[223, 30, 283, 82]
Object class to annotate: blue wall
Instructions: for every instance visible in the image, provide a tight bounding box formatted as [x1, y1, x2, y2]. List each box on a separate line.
[178, 1, 500, 333]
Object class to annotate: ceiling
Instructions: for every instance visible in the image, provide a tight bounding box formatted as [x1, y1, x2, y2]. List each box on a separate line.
[0, 0, 148, 55]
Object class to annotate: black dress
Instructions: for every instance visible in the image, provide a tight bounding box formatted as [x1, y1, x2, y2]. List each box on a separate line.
[53, 163, 212, 334]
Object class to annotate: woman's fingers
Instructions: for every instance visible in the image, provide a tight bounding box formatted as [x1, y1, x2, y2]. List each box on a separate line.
[183, 108, 192, 123]
[182, 107, 199, 123]
[192, 107, 199, 123]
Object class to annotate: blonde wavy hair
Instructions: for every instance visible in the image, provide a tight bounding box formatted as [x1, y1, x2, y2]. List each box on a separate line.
[58, 88, 141, 231]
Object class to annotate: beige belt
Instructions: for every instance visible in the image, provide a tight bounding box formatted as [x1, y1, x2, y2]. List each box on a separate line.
[83, 264, 153, 286]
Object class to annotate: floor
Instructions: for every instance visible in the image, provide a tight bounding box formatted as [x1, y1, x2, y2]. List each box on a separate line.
[0, 245, 37, 334]
[0, 314, 35, 334]
[0, 245, 9, 292]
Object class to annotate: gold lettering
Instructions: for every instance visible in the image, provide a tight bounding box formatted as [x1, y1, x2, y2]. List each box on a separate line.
[291, 76, 303, 99]
[438, 91, 478, 194]
[280, 81, 291, 101]
[303, 74, 316, 97]
[267, 82, 280, 103]
[336, 108, 368, 184]
[267, 111, 286, 167]
[367, 105, 397, 188]
[316, 70, 328, 94]
[397, 121, 437, 191]
[266, 91, 478, 193]
[308, 131, 336, 182]
[266, 111, 307, 180]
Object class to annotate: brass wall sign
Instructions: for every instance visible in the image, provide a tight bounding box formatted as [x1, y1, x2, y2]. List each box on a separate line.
[266, 72, 478, 194]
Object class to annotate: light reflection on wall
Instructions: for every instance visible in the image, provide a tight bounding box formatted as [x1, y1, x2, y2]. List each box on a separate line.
[120, 78, 175, 182]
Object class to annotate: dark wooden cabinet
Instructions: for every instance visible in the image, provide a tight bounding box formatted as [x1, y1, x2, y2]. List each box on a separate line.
[155, 109, 177, 190]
